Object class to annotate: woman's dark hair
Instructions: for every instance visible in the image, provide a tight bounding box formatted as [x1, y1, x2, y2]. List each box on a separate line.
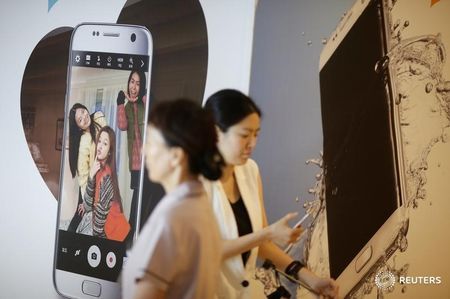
[94, 126, 123, 211]
[127, 69, 147, 101]
[68, 103, 101, 178]
[204, 89, 262, 132]
[149, 99, 224, 180]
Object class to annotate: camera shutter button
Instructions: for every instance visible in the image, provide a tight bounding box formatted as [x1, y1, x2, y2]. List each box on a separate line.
[87, 245, 101, 268]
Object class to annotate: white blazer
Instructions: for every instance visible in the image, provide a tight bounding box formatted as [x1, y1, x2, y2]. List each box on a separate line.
[203, 159, 264, 299]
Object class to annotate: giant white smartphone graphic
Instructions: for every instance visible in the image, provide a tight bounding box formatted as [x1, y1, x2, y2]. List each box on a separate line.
[319, 0, 408, 297]
[53, 23, 152, 299]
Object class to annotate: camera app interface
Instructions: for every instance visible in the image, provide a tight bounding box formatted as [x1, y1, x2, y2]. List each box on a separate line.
[56, 50, 149, 281]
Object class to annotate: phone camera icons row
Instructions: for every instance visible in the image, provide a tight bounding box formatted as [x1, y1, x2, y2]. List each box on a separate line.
[86, 245, 116, 269]
[61, 245, 117, 268]
[74, 53, 145, 69]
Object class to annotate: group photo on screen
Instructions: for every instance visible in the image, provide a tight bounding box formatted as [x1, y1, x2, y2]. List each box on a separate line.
[59, 66, 148, 243]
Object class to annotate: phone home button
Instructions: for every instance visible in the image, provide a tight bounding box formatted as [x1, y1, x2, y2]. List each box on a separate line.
[82, 280, 101, 297]
[355, 245, 372, 273]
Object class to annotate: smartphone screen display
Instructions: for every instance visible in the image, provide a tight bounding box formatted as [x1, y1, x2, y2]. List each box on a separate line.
[320, 0, 400, 279]
[56, 46, 150, 283]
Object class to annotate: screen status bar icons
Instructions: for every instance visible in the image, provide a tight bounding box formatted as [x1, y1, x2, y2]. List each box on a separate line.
[73, 52, 146, 70]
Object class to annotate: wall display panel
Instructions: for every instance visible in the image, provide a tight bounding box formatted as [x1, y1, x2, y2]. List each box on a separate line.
[251, 1, 450, 298]
[309, 1, 450, 298]
[0, 1, 257, 298]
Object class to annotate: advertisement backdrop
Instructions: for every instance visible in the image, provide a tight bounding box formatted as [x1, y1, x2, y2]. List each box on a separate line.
[0, 0, 257, 297]
[250, 0, 450, 298]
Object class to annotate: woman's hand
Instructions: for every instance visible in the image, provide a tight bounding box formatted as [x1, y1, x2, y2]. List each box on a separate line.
[77, 203, 85, 216]
[268, 212, 303, 247]
[125, 90, 138, 103]
[312, 277, 339, 299]
[89, 157, 101, 179]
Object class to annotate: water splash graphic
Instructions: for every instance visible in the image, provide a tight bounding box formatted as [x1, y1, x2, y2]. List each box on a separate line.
[256, 0, 450, 297]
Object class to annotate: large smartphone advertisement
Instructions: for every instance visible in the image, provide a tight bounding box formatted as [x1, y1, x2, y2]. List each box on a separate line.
[302, 1, 450, 298]
[320, 0, 401, 280]
[56, 50, 149, 282]
[251, 0, 450, 298]
[1, 1, 258, 298]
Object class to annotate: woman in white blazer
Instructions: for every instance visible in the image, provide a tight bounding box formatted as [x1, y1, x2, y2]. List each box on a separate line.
[203, 89, 339, 299]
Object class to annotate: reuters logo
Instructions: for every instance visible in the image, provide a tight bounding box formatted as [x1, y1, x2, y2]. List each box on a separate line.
[375, 270, 396, 290]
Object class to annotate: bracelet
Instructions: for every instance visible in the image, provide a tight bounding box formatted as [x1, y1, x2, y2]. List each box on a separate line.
[285, 260, 304, 279]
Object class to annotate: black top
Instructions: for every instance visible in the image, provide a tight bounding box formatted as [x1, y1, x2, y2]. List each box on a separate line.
[230, 197, 253, 266]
